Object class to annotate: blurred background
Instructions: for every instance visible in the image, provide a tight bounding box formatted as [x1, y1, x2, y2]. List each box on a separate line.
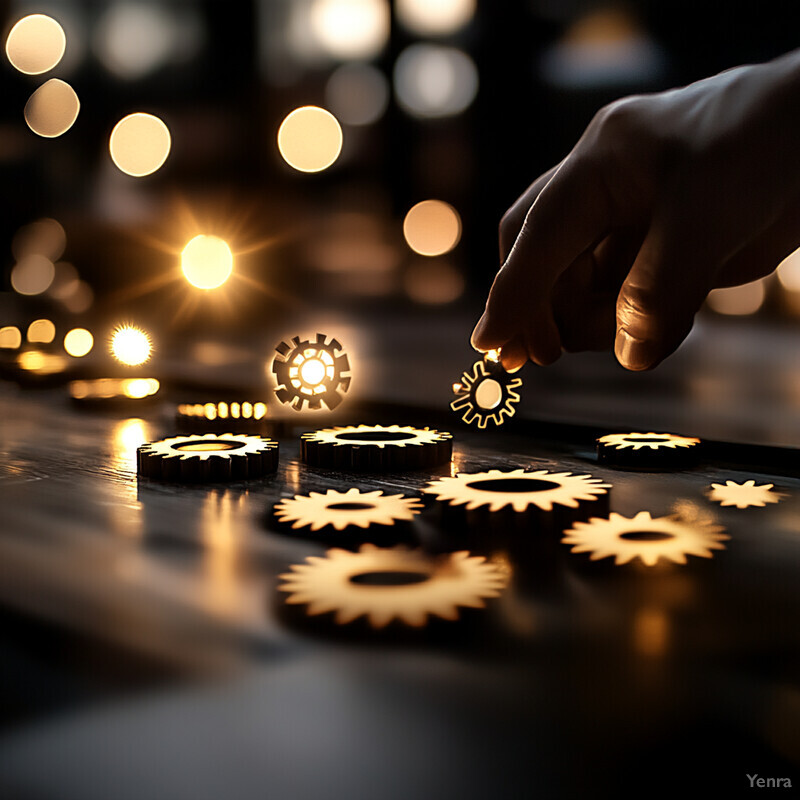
[2, 0, 800, 442]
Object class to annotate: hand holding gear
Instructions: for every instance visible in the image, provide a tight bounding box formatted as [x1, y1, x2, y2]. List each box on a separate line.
[451, 356, 522, 429]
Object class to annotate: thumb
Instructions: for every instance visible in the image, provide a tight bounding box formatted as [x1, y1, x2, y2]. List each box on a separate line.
[615, 210, 714, 371]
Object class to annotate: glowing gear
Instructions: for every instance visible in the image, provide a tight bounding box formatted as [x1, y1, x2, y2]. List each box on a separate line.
[274, 488, 423, 531]
[137, 433, 278, 482]
[279, 544, 508, 628]
[272, 333, 351, 411]
[450, 358, 522, 428]
[301, 424, 452, 471]
[707, 480, 783, 509]
[597, 432, 700, 470]
[562, 511, 728, 566]
[424, 468, 610, 512]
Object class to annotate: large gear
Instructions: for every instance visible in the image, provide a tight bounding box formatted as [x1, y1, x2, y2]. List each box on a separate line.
[596, 432, 701, 470]
[562, 511, 728, 566]
[278, 544, 508, 628]
[271, 333, 351, 411]
[450, 358, 522, 429]
[707, 479, 784, 509]
[137, 433, 279, 483]
[176, 401, 270, 434]
[273, 488, 423, 532]
[301, 424, 452, 471]
[424, 467, 611, 532]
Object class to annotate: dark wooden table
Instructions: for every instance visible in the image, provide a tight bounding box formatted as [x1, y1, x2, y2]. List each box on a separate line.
[1, 381, 799, 799]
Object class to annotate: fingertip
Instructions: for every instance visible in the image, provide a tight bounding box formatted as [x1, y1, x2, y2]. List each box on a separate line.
[499, 336, 528, 371]
[614, 328, 656, 371]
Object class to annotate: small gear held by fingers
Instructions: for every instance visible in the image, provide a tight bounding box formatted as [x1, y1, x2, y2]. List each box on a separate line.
[273, 488, 423, 533]
[562, 511, 728, 567]
[597, 432, 701, 470]
[272, 333, 351, 411]
[176, 401, 270, 434]
[137, 433, 279, 483]
[424, 468, 610, 532]
[450, 354, 522, 429]
[278, 544, 508, 629]
[301, 424, 452, 471]
[707, 480, 785, 509]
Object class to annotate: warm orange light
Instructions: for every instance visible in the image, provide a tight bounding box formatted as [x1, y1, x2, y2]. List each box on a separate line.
[109, 112, 171, 177]
[64, 328, 93, 357]
[181, 235, 233, 290]
[110, 325, 152, 365]
[6, 14, 65, 75]
[278, 106, 343, 173]
[17, 350, 67, 374]
[24, 79, 80, 137]
[122, 378, 160, 398]
[403, 200, 462, 256]
[0, 326, 22, 349]
[27, 319, 56, 344]
[309, 0, 389, 60]
[706, 279, 766, 316]
[396, 0, 475, 35]
[777, 248, 800, 291]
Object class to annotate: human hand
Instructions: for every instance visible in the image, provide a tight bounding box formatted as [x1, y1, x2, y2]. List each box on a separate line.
[472, 51, 800, 371]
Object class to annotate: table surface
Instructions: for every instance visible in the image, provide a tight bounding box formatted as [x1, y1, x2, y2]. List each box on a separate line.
[1, 379, 799, 799]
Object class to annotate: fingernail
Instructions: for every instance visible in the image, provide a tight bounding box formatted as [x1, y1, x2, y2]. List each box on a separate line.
[470, 313, 489, 350]
[615, 328, 653, 371]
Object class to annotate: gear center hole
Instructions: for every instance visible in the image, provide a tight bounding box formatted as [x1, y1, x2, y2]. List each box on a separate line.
[474, 378, 503, 410]
[172, 439, 241, 452]
[466, 478, 560, 493]
[622, 437, 671, 443]
[326, 502, 377, 511]
[335, 431, 417, 442]
[300, 358, 326, 385]
[350, 571, 429, 586]
[619, 531, 675, 541]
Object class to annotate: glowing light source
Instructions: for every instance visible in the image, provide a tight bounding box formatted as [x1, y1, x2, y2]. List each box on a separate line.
[706, 279, 766, 316]
[777, 248, 800, 291]
[12, 218, 66, 262]
[403, 259, 465, 304]
[109, 112, 171, 177]
[325, 63, 389, 127]
[309, 0, 389, 60]
[27, 319, 56, 344]
[17, 350, 67, 374]
[394, 44, 478, 118]
[0, 326, 22, 349]
[24, 79, 80, 138]
[278, 106, 343, 173]
[123, 377, 160, 398]
[181, 235, 233, 290]
[11, 255, 55, 295]
[64, 328, 93, 357]
[403, 200, 462, 256]
[396, 0, 475, 36]
[110, 325, 152, 365]
[5, 14, 66, 75]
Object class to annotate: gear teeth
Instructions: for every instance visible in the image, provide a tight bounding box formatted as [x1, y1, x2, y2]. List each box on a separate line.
[597, 432, 701, 471]
[300, 425, 452, 472]
[450, 359, 522, 429]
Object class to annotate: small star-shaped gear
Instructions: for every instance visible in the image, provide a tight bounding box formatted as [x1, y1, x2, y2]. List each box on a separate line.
[707, 480, 784, 509]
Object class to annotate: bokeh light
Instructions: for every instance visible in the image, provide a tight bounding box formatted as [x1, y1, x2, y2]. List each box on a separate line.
[24, 79, 80, 138]
[394, 44, 478, 118]
[777, 248, 800, 291]
[17, 350, 67, 375]
[181, 235, 233, 290]
[122, 377, 160, 399]
[309, 0, 389, 60]
[48, 261, 80, 300]
[63, 328, 93, 357]
[61, 281, 94, 313]
[0, 326, 22, 349]
[325, 63, 389, 127]
[706, 279, 766, 316]
[403, 259, 465, 304]
[403, 200, 462, 256]
[110, 325, 152, 365]
[5, 14, 66, 75]
[109, 112, 171, 177]
[27, 319, 56, 344]
[396, 0, 475, 36]
[12, 218, 66, 262]
[278, 106, 343, 173]
[11, 255, 55, 295]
